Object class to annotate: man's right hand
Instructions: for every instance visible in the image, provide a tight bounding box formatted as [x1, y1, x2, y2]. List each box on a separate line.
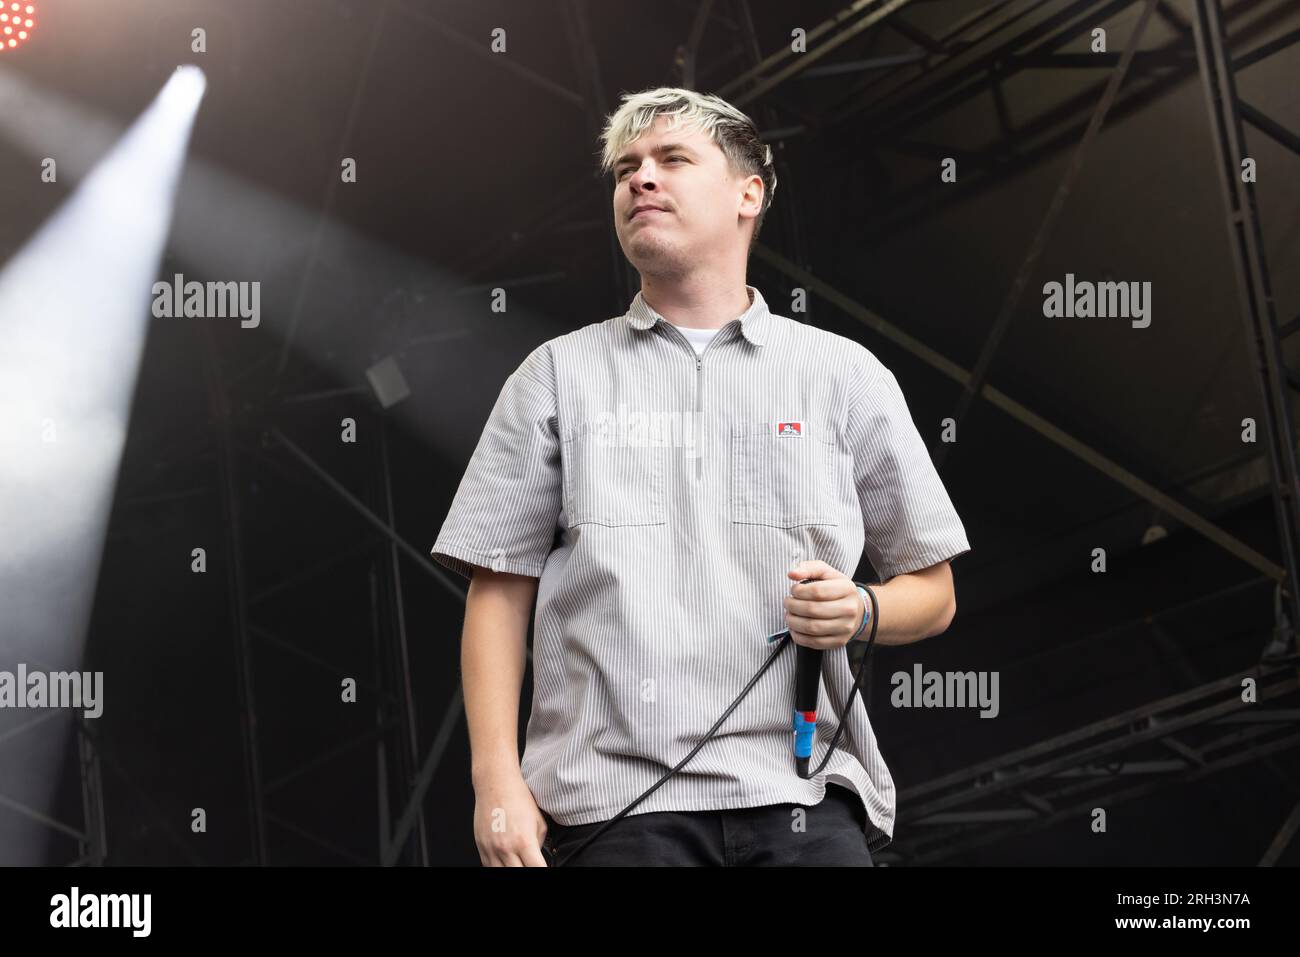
[472, 769, 550, 867]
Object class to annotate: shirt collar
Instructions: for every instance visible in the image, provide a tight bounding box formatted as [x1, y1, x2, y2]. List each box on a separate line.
[625, 284, 772, 346]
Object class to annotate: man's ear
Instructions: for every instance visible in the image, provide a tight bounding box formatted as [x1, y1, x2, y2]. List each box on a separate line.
[740, 174, 764, 216]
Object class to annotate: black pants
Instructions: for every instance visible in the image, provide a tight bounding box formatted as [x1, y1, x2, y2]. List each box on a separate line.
[541, 784, 875, 866]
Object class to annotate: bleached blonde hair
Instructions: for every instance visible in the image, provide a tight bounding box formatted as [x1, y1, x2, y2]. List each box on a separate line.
[598, 87, 778, 248]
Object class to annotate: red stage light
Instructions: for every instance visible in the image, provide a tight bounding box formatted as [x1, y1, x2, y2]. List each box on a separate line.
[0, 0, 33, 52]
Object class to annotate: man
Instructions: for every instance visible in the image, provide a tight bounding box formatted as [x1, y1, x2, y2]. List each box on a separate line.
[431, 87, 971, 866]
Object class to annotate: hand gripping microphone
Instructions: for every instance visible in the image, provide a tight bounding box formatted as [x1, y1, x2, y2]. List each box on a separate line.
[792, 579, 872, 778]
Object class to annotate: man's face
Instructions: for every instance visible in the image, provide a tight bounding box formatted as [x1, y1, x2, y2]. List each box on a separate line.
[611, 115, 759, 277]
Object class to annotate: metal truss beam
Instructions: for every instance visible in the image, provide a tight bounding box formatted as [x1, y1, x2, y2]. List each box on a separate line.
[1189, 0, 1300, 639]
[262, 425, 526, 866]
[561, 0, 637, 307]
[827, 0, 1297, 241]
[272, 0, 391, 392]
[204, 328, 268, 865]
[1259, 797, 1300, 865]
[268, 428, 466, 601]
[896, 720, 1300, 863]
[393, 0, 586, 108]
[828, 0, 1124, 128]
[719, 0, 920, 106]
[884, 661, 1300, 863]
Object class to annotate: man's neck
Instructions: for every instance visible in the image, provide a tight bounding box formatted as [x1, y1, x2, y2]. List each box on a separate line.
[639, 277, 753, 331]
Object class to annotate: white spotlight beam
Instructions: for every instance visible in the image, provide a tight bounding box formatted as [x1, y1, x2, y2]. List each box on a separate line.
[0, 65, 205, 864]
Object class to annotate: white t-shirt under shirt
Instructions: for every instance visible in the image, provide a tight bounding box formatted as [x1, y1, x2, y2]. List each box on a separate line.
[669, 322, 723, 355]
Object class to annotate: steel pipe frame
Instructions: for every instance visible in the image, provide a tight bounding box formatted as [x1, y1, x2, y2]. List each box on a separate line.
[891, 719, 1300, 864]
[0, 706, 111, 866]
[203, 327, 268, 865]
[176, 397, 549, 866]
[0, 710, 96, 863]
[1188, 0, 1300, 646]
[215, 421, 448, 866]
[74, 712, 107, 866]
[897, 666, 1296, 812]
[1259, 797, 1300, 866]
[883, 674, 1300, 863]
[817, 1, 1289, 237]
[263, 425, 544, 865]
[376, 419, 430, 865]
[826, 0, 1144, 128]
[115, 355, 452, 865]
[272, 0, 394, 392]
[560, 0, 637, 308]
[717, 0, 922, 105]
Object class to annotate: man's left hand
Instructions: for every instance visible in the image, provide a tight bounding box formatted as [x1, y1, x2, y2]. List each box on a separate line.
[784, 560, 864, 650]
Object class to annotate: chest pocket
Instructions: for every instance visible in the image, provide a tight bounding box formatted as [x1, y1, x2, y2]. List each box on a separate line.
[731, 418, 839, 528]
[562, 419, 667, 528]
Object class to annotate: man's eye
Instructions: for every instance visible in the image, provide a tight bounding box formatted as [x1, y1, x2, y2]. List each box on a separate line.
[617, 157, 683, 178]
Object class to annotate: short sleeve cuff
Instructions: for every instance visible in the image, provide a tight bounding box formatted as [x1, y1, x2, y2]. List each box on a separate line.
[430, 539, 547, 582]
[873, 538, 971, 583]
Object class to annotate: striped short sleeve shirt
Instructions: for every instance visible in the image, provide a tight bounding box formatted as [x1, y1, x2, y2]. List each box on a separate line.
[431, 284, 971, 852]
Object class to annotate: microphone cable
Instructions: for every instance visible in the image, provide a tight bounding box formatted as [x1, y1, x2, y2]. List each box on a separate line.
[548, 581, 879, 867]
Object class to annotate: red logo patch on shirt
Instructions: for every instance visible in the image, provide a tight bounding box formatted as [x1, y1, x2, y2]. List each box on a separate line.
[776, 421, 802, 436]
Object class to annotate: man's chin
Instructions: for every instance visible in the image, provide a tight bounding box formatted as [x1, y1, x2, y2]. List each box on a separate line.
[626, 240, 689, 276]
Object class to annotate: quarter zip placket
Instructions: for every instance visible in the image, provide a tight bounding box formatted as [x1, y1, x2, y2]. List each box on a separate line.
[662, 321, 733, 481]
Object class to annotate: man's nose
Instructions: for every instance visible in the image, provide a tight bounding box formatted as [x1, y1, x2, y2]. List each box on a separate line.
[629, 162, 658, 191]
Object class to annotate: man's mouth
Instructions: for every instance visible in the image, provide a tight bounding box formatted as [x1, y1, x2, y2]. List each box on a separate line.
[631, 207, 668, 220]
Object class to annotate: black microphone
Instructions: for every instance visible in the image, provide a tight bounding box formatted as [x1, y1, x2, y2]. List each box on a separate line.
[793, 643, 822, 778]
